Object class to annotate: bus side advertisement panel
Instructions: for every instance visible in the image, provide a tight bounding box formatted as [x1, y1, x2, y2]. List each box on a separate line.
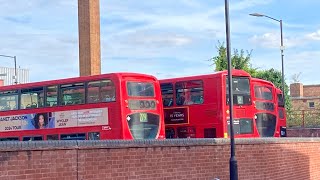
[0, 107, 109, 132]
[164, 107, 189, 125]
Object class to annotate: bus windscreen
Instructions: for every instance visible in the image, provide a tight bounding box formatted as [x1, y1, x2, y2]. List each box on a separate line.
[226, 77, 251, 105]
[127, 82, 155, 97]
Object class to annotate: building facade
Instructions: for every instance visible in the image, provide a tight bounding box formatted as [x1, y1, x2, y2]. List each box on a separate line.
[290, 83, 320, 110]
[290, 83, 320, 127]
[0, 67, 29, 86]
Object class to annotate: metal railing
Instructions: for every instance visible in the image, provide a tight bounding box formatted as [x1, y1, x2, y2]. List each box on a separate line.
[288, 109, 320, 128]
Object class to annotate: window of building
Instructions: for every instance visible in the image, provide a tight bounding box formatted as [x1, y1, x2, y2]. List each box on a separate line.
[160, 83, 174, 107]
[46, 86, 58, 107]
[87, 80, 115, 103]
[309, 102, 315, 108]
[176, 80, 203, 106]
[60, 83, 85, 105]
[0, 90, 19, 111]
[20, 87, 44, 109]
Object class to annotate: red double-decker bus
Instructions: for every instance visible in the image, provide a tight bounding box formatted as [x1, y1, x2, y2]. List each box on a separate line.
[252, 78, 287, 137]
[276, 88, 287, 137]
[160, 70, 257, 138]
[0, 73, 165, 141]
[252, 78, 279, 137]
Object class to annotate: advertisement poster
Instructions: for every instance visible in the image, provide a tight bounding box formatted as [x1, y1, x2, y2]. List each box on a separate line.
[164, 107, 189, 124]
[0, 107, 108, 132]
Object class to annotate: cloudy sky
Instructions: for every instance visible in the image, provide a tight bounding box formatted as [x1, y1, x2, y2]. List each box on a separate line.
[0, 0, 319, 85]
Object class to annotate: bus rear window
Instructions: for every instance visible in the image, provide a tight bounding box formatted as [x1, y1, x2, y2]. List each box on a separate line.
[127, 82, 155, 97]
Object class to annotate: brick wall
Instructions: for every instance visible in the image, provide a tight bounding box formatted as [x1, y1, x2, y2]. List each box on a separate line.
[303, 85, 320, 97]
[78, 0, 101, 76]
[290, 83, 303, 97]
[0, 139, 319, 180]
[290, 83, 320, 110]
[291, 98, 320, 110]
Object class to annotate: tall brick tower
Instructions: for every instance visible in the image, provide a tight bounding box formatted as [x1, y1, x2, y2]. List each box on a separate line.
[78, 0, 101, 76]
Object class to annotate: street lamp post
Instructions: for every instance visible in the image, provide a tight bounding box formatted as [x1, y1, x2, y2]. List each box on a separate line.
[0, 54, 17, 84]
[225, 0, 238, 180]
[249, 13, 286, 105]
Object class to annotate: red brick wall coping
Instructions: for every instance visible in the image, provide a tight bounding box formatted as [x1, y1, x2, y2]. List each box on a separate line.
[0, 138, 318, 152]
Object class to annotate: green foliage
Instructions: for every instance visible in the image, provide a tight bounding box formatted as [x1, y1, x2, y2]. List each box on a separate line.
[211, 42, 257, 74]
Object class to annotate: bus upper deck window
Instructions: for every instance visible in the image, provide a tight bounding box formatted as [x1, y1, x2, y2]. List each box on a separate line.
[175, 80, 203, 106]
[87, 80, 116, 103]
[0, 90, 19, 111]
[160, 83, 174, 107]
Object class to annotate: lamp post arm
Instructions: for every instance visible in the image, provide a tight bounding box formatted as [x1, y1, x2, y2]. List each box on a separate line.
[0, 54, 15, 59]
[263, 15, 281, 22]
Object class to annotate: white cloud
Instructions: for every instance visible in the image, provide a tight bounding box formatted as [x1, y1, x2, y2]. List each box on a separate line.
[248, 31, 320, 49]
[124, 33, 192, 47]
[306, 30, 320, 40]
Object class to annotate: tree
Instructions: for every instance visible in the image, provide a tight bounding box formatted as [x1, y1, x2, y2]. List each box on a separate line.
[210, 42, 257, 75]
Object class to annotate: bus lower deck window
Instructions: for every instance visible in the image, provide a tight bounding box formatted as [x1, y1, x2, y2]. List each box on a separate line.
[23, 136, 43, 141]
[0, 137, 19, 141]
[47, 134, 59, 140]
[60, 133, 86, 140]
[88, 132, 100, 140]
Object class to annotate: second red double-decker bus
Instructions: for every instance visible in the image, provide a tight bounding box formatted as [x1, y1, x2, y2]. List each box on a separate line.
[0, 72, 165, 141]
[251, 78, 287, 137]
[252, 78, 278, 137]
[160, 69, 257, 138]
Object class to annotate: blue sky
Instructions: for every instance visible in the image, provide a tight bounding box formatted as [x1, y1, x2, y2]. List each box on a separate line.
[0, 0, 320, 85]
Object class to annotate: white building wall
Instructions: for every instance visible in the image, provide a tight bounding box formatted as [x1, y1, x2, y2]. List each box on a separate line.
[0, 67, 29, 86]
